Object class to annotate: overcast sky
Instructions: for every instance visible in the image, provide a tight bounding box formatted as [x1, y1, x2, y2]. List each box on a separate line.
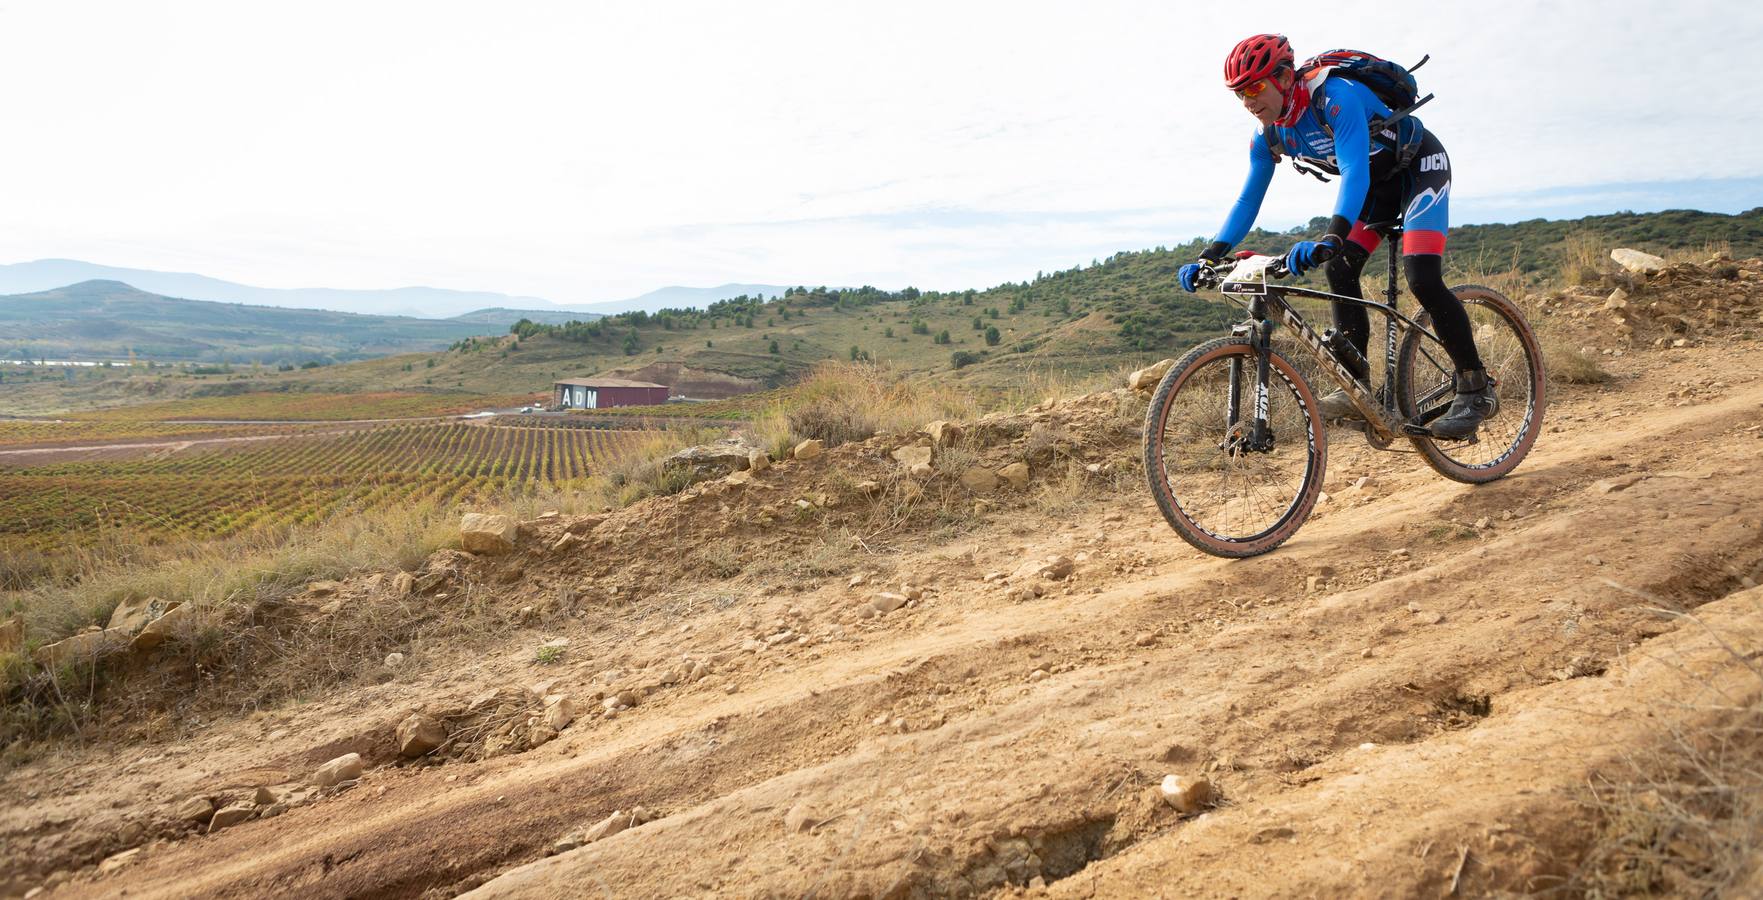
[2, 0, 1759, 304]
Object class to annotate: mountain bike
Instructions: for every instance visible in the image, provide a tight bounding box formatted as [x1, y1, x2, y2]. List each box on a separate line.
[1142, 227, 1546, 557]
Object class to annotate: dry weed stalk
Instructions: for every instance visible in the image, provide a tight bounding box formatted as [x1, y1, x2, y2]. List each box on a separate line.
[1568, 598, 1763, 897]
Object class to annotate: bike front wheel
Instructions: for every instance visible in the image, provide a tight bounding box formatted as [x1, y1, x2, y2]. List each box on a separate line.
[1143, 336, 1328, 558]
[1396, 284, 1547, 483]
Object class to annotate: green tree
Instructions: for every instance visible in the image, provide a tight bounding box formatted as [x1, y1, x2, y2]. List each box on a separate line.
[972, 316, 983, 330]
[984, 326, 1001, 346]
[768, 340, 780, 354]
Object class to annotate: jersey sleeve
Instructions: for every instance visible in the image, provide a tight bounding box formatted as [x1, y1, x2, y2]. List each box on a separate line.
[1211, 130, 1277, 249]
[1321, 81, 1371, 236]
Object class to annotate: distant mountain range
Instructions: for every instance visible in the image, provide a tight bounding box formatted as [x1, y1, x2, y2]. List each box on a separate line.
[0, 259, 802, 320]
[0, 280, 561, 364]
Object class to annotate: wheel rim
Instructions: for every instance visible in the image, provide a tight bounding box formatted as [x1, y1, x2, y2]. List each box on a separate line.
[1403, 294, 1539, 470]
[1152, 348, 1319, 543]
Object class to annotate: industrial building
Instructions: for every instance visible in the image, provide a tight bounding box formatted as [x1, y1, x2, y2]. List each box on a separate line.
[551, 377, 670, 410]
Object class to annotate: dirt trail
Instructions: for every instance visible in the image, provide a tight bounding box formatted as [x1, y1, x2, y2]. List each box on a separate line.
[7, 336, 1763, 898]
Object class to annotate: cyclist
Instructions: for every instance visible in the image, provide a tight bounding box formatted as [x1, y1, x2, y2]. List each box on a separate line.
[1177, 34, 1492, 440]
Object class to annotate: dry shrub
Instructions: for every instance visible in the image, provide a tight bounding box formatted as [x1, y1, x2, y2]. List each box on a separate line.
[750, 361, 983, 451]
[1568, 610, 1763, 897]
[1562, 229, 1612, 287]
[1663, 240, 1734, 267]
[1545, 340, 1612, 385]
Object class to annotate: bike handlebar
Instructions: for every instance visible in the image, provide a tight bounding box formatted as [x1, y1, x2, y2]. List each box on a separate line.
[1192, 256, 1291, 289]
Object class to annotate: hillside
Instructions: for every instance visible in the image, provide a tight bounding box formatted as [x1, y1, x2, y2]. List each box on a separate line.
[0, 260, 565, 320]
[0, 281, 517, 364]
[4, 251, 1763, 896]
[7, 208, 1760, 417]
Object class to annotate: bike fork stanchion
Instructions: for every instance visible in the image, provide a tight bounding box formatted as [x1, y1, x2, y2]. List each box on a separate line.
[1250, 318, 1275, 450]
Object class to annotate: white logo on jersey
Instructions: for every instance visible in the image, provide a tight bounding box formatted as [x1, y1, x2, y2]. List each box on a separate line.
[1418, 152, 1449, 173]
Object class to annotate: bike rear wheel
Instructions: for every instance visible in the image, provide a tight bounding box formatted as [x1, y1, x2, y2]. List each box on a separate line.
[1143, 336, 1327, 558]
[1396, 284, 1546, 483]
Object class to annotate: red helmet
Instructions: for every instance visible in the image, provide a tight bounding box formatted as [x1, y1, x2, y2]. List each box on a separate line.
[1224, 34, 1293, 90]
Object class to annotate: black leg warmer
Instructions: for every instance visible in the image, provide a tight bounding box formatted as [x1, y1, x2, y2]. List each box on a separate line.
[1402, 254, 1484, 373]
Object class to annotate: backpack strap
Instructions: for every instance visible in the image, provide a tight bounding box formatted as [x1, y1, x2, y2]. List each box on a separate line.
[1263, 123, 1332, 183]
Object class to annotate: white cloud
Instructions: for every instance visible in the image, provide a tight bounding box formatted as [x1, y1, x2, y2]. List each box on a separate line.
[1, 0, 1758, 303]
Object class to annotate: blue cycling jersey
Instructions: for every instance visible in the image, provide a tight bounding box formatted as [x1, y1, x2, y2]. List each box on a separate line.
[1212, 78, 1420, 248]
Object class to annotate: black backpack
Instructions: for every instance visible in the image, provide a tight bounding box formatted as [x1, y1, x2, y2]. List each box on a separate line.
[1263, 50, 1434, 182]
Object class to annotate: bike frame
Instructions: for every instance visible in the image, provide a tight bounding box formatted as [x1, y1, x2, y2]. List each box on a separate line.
[1215, 237, 1451, 446]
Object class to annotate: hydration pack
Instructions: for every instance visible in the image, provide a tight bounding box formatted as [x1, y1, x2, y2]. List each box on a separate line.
[1301, 49, 1425, 113]
[1264, 50, 1434, 183]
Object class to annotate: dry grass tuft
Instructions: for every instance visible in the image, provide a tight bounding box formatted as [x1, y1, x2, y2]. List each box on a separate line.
[1562, 229, 1614, 287]
[1567, 610, 1763, 897]
[1545, 342, 1612, 385]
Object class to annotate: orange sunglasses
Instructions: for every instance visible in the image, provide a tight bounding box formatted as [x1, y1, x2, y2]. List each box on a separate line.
[1234, 78, 1274, 100]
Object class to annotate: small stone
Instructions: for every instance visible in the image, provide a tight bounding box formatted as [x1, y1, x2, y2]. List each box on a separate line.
[208, 802, 256, 831]
[391, 572, 416, 597]
[870, 593, 908, 614]
[253, 786, 279, 806]
[552, 532, 582, 553]
[748, 450, 771, 473]
[784, 804, 819, 833]
[1416, 611, 1445, 626]
[793, 439, 824, 460]
[460, 512, 520, 555]
[959, 467, 999, 492]
[1603, 288, 1630, 310]
[312, 752, 365, 787]
[99, 847, 143, 874]
[384, 652, 405, 668]
[1134, 632, 1156, 647]
[847, 573, 867, 588]
[1127, 359, 1175, 392]
[1305, 575, 1324, 593]
[1474, 517, 1491, 530]
[998, 462, 1030, 490]
[854, 480, 882, 497]
[891, 443, 932, 469]
[1360, 647, 1373, 658]
[1159, 774, 1213, 814]
[397, 714, 447, 757]
[1585, 554, 1603, 566]
[1029, 669, 1048, 682]
[175, 796, 215, 823]
[922, 420, 962, 447]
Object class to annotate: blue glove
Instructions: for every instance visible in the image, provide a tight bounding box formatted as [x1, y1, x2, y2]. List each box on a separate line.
[1178, 262, 1208, 293]
[1284, 236, 1342, 277]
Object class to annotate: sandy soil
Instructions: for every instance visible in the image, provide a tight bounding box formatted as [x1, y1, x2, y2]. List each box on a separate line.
[4, 330, 1763, 898]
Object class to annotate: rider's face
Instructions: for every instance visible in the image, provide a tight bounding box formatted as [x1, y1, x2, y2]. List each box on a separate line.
[1239, 68, 1292, 126]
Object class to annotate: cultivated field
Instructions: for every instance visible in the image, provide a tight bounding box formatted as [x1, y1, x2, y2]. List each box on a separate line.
[0, 421, 646, 558]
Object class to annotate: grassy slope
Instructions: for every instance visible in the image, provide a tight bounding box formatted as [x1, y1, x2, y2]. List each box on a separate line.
[7, 208, 1758, 416]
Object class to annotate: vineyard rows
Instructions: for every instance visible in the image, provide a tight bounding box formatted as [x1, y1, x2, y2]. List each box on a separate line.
[0, 422, 646, 551]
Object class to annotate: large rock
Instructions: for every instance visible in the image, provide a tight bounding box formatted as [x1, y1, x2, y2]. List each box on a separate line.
[792, 439, 824, 460]
[1611, 248, 1666, 275]
[391, 571, 416, 597]
[892, 445, 933, 470]
[460, 513, 520, 555]
[1129, 359, 1176, 393]
[396, 714, 447, 758]
[312, 752, 365, 787]
[0, 617, 21, 655]
[748, 450, 771, 473]
[663, 440, 756, 485]
[32, 628, 129, 668]
[130, 601, 193, 652]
